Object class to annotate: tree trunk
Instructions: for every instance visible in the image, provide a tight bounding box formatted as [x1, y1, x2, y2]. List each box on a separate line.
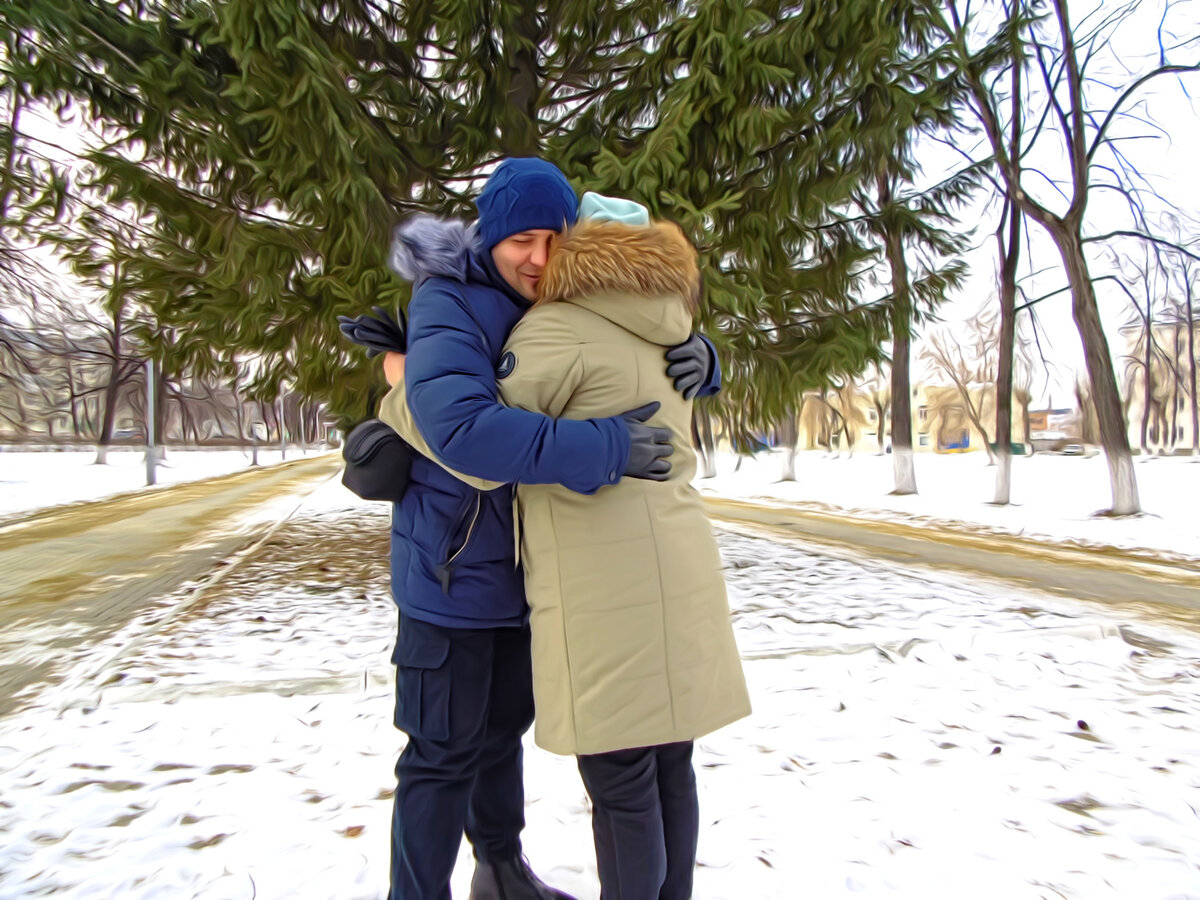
[1050, 226, 1140, 514]
[232, 385, 246, 450]
[64, 355, 82, 439]
[1140, 293, 1152, 456]
[838, 384, 856, 456]
[993, 52, 1024, 503]
[955, 381, 996, 465]
[994, 200, 1020, 504]
[879, 175, 917, 494]
[500, 0, 543, 156]
[1021, 397, 1033, 456]
[886, 254, 916, 493]
[276, 396, 287, 459]
[777, 408, 799, 481]
[1170, 319, 1182, 453]
[93, 315, 126, 465]
[1188, 279, 1199, 457]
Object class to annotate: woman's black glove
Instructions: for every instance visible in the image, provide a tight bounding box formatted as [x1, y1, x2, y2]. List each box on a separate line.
[337, 306, 408, 356]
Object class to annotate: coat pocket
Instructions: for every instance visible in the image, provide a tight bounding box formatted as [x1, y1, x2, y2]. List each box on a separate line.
[436, 491, 482, 592]
[391, 621, 452, 741]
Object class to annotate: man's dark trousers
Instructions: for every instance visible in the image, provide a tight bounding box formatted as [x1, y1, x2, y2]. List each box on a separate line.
[390, 612, 535, 900]
[576, 741, 699, 900]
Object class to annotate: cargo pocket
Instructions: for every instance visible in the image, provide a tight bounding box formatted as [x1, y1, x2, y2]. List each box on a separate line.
[391, 621, 452, 742]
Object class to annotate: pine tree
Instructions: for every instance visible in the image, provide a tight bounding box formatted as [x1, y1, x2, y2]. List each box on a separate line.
[5, 0, 976, 436]
[558, 1, 976, 450]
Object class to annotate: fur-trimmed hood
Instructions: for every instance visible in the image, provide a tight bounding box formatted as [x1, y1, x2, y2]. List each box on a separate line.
[536, 220, 701, 346]
[388, 215, 478, 285]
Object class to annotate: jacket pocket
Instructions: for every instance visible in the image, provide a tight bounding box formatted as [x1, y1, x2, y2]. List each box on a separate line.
[392, 620, 451, 741]
[436, 491, 482, 592]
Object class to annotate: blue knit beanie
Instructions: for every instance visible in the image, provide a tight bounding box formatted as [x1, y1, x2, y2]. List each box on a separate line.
[475, 158, 578, 252]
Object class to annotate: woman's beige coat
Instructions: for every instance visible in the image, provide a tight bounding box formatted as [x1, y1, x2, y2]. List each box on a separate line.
[501, 220, 750, 756]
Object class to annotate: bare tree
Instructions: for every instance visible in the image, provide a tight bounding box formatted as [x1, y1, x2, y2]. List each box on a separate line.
[858, 364, 892, 454]
[831, 382, 867, 457]
[1166, 298, 1185, 452]
[949, 0, 1199, 513]
[922, 322, 998, 463]
[1117, 244, 1158, 454]
[1181, 254, 1200, 455]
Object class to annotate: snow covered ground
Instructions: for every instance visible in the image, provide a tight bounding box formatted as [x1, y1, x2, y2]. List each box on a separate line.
[0, 449, 1197, 899]
[699, 448, 1200, 561]
[3, 445, 1195, 558]
[0, 447, 321, 520]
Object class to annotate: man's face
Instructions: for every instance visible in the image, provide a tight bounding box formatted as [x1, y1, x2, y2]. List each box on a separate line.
[491, 229, 557, 301]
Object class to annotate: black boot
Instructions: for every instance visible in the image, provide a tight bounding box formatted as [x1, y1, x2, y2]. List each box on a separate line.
[469, 857, 576, 900]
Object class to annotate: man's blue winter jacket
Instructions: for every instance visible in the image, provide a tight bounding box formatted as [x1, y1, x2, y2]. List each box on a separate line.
[386, 217, 719, 630]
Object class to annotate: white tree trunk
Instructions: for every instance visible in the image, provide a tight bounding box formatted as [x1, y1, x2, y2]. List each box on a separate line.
[892, 446, 917, 495]
[1106, 449, 1141, 516]
[93, 445, 109, 465]
[781, 445, 796, 481]
[993, 449, 1012, 505]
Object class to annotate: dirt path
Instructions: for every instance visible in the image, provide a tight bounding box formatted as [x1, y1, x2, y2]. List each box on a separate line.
[0, 454, 341, 716]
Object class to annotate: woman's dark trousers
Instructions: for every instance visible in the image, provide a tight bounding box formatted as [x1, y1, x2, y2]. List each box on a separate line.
[576, 741, 699, 900]
[389, 613, 536, 900]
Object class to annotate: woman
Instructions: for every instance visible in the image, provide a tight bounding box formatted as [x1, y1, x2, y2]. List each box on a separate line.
[498, 196, 751, 900]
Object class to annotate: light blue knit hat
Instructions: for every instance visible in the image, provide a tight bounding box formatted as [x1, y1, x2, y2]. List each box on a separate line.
[578, 191, 650, 226]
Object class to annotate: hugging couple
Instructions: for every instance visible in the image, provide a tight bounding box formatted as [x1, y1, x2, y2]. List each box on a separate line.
[373, 158, 750, 900]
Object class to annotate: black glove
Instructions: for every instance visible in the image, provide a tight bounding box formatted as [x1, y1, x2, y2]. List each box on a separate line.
[619, 402, 673, 481]
[337, 306, 408, 357]
[664, 333, 714, 400]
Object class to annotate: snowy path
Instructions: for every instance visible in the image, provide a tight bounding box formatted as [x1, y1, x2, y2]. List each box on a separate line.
[0, 482, 1198, 899]
[0, 455, 341, 717]
[703, 497, 1200, 615]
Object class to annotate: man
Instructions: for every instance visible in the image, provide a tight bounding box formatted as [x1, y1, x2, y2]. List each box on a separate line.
[377, 159, 718, 900]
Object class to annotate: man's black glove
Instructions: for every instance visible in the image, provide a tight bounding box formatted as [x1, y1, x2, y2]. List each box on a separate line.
[664, 333, 714, 400]
[619, 402, 673, 481]
[337, 306, 408, 357]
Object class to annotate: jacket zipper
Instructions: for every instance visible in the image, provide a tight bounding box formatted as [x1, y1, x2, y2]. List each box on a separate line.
[438, 492, 482, 593]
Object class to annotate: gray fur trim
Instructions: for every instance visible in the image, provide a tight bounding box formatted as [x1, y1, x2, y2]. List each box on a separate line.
[387, 215, 477, 283]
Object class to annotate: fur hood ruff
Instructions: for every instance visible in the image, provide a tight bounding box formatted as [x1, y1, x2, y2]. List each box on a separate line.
[537, 220, 701, 311]
[388, 215, 477, 285]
